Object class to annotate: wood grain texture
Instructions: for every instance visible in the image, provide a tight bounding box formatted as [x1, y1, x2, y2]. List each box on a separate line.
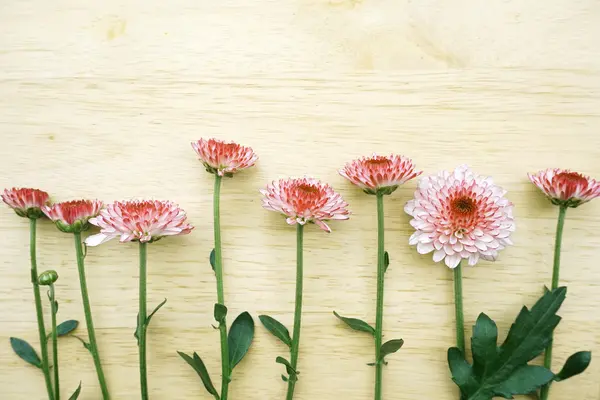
[1, 1, 600, 399]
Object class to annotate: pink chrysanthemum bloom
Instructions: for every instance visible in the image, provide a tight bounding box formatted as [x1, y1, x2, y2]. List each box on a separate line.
[528, 168, 600, 208]
[85, 200, 194, 246]
[43, 200, 103, 233]
[405, 165, 515, 268]
[191, 138, 258, 177]
[339, 154, 422, 195]
[260, 177, 350, 232]
[2, 187, 50, 219]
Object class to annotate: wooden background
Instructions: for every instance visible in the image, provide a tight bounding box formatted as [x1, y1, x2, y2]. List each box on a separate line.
[1, 0, 599, 399]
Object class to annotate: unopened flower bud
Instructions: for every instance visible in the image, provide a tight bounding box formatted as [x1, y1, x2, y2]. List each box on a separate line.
[38, 270, 58, 286]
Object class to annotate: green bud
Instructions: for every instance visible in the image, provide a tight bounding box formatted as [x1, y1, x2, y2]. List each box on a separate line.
[14, 207, 44, 219]
[38, 270, 58, 286]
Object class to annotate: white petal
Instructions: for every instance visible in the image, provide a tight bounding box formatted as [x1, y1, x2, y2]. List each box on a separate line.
[468, 253, 479, 266]
[433, 249, 446, 262]
[417, 242, 435, 254]
[409, 232, 421, 246]
[445, 254, 462, 269]
[84, 233, 113, 247]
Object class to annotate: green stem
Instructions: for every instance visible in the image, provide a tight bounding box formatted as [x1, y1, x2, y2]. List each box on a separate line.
[540, 205, 567, 400]
[213, 175, 230, 400]
[453, 262, 465, 354]
[29, 218, 55, 400]
[138, 242, 148, 400]
[49, 284, 60, 400]
[74, 232, 110, 399]
[374, 193, 385, 400]
[285, 224, 304, 400]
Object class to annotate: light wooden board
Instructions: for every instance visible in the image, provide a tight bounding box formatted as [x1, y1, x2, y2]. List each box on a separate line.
[1, 1, 600, 399]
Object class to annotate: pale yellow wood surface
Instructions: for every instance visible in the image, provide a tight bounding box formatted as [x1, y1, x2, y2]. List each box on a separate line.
[1, 1, 600, 399]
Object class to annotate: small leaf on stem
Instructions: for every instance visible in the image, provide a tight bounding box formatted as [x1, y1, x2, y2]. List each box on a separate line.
[68, 382, 82, 400]
[554, 351, 592, 382]
[57, 320, 79, 337]
[147, 298, 167, 324]
[209, 249, 216, 272]
[276, 356, 297, 376]
[228, 312, 254, 371]
[281, 374, 288, 382]
[178, 351, 219, 399]
[333, 311, 375, 336]
[259, 315, 292, 348]
[384, 251, 390, 272]
[214, 303, 227, 324]
[379, 339, 404, 361]
[10, 337, 42, 368]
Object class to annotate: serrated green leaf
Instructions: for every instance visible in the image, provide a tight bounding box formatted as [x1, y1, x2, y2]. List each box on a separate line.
[214, 303, 227, 324]
[554, 351, 591, 382]
[333, 311, 375, 336]
[379, 339, 404, 361]
[209, 249, 216, 272]
[448, 347, 480, 395]
[10, 337, 41, 368]
[471, 313, 498, 379]
[57, 320, 79, 337]
[384, 251, 390, 272]
[493, 365, 554, 397]
[178, 351, 219, 399]
[68, 382, 82, 400]
[276, 356, 296, 376]
[259, 315, 292, 348]
[228, 312, 254, 371]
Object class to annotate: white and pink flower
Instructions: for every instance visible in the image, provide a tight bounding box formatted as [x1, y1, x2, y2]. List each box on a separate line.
[85, 200, 194, 246]
[528, 168, 600, 208]
[261, 177, 350, 232]
[191, 138, 258, 177]
[43, 200, 104, 233]
[2, 187, 50, 219]
[405, 165, 515, 268]
[339, 154, 422, 195]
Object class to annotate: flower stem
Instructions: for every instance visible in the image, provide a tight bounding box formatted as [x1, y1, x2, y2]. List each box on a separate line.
[286, 223, 304, 400]
[540, 205, 567, 400]
[453, 262, 465, 354]
[29, 218, 55, 400]
[74, 232, 110, 400]
[138, 241, 148, 400]
[374, 193, 385, 400]
[213, 175, 231, 400]
[49, 284, 60, 400]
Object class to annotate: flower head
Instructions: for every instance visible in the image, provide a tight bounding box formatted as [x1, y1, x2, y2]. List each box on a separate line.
[2, 188, 50, 219]
[191, 138, 258, 177]
[339, 154, 422, 195]
[405, 165, 515, 268]
[528, 168, 600, 208]
[260, 177, 350, 232]
[85, 200, 194, 246]
[43, 200, 103, 233]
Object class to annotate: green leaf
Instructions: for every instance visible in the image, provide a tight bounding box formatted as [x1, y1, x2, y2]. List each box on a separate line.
[447, 287, 571, 400]
[384, 251, 390, 272]
[281, 374, 288, 382]
[57, 320, 79, 337]
[214, 303, 228, 324]
[135, 298, 168, 344]
[276, 356, 297, 376]
[147, 298, 167, 324]
[178, 351, 219, 399]
[259, 315, 292, 348]
[379, 339, 404, 361]
[209, 249, 216, 272]
[554, 351, 592, 382]
[228, 312, 254, 371]
[68, 382, 82, 400]
[333, 311, 375, 336]
[10, 337, 41, 368]
[493, 365, 554, 397]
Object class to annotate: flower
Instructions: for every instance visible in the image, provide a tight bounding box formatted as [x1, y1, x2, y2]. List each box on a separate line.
[191, 138, 258, 177]
[339, 154, 422, 195]
[2, 188, 50, 219]
[260, 177, 350, 232]
[85, 200, 194, 246]
[43, 200, 103, 233]
[528, 168, 600, 208]
[404, 165, 515, 268]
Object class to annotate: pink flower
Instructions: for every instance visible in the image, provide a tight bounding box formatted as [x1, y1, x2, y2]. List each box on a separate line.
[191, 138, 258, 177]
[339, 154, 422, 195]
[43, 200, 103, 233]
[2, 187, 50, 219]
[85, 200, 194, 246]
[260, 177, 350, 232]
[528, 168, 600, 208]
[405, 165, 515, 269]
